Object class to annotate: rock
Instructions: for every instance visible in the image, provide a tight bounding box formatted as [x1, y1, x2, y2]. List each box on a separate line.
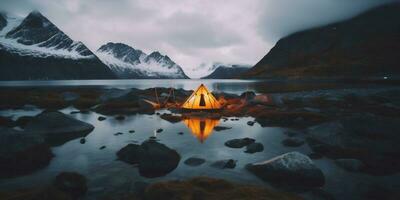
[117, 141, 181, 178]
[284, 130, 301, 137]
[307, 117, 400, 175]
[24, 111, 94, 146]
[282, 138, 305, 147]
[246, 152, 325, 188]
[160, 114, 182, 123]
[225, 138, 255, 148]
[240, 91, 256, 100]
[211, 159, 237, 169]
[138, 140, 181, 178]
[97, 116, 106, 121]
[247, 121, 255, 126]
[177, 132, 183, 135]
[53, 172, 87, 198]
[15, 116, 34, 128]
[114, 132, 124, 136]
[214, 126, 232, 131]
[129, 130, 135, 133]
[156, 128, 163, 133]
[245, 142, 264, 153]
[0, 127, 53, 178]
[335, 159, 365, 172]
[116, 144, 143, 164]
[70, 111, 80, 114]
[99, 146, 106, 150]
[184, 157, 206, 166]
[143, 177, 302, 200]
[115, 115, 126, 120]
[254, 110, 328, 128]
[79, 138, 86, 144]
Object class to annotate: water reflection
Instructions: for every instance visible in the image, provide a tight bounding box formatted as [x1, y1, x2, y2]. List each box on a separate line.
[182, 117, 220, 143]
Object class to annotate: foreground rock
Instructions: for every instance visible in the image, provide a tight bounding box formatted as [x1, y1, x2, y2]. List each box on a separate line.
[224, 138, 255, 148]
[0, 127, 53, 178]
[117, 140, 181, 178]
[24, 111, 94, 146]
[307, 115, 400, 175]
[143, 177, 302, 200]
[246, 152, 325, 188]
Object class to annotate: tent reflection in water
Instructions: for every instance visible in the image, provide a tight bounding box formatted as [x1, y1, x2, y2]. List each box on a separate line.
[183, 117, 220, 143]
[181, 84, 221, 110]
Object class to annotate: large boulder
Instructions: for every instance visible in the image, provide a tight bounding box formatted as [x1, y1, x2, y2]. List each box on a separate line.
[0, 127, 53, 178]
[246, 152, 325, 188]
[24, 111, 94, 146]
[117, 140, 181, 178]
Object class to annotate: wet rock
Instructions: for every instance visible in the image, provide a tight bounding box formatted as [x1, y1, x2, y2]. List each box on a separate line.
[240, 91, 256, 100]
[177, 132, 183, 135]
[97, 116, 106, 121]
[15, 116, 34, 128]
[117, 144, 143, 164]
[184, 157, 206, 166]
[79, 138, 86, 144]
[247, 121, 255, 126]
[117, 140, 181, 178]
[144, 177, 302, 200]
[0, 127, 53, 178]
[254, 110, 328, 128]
[115, 115, 126, 121]
[214, 126, 232, 131]
[114, 132, 124, 136]
[53, 172, 87, 198]
[24, 111, 94, 146]
[225, 138, 255, 148]
[70, 111, 80, 114]
[156, 128, 163, 133]
[138, 140, 181, 177]
[282, 138, 305, 147]
[99, 146, 106, 150]
[211, 159, 237, 169]
[307, 116, 400, 175]
[245, 142, 264, 153]
[129, 130, 135, 133]
[246, 152, 325, 188]
[335, 159, 365, 172]
[160, 113, 182, 123]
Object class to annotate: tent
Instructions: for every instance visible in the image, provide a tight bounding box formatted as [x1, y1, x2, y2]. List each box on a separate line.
[181, 84, 221, 110]
[183, 117, 220, 143]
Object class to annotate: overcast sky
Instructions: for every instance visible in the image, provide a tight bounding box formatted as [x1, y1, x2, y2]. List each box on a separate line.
[0, 0, 396, 78]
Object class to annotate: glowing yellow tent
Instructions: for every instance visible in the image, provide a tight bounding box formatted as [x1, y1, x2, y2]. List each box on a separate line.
[181, 84, 221, 110]
[183, 117, 220, 142]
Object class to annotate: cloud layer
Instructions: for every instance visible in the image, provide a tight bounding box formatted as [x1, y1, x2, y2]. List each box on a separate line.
[0, 0, 395, 78]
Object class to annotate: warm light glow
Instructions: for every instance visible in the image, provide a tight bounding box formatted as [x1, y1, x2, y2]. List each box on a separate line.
[182, 84, 221, 110]
[183, 117, 220, 143]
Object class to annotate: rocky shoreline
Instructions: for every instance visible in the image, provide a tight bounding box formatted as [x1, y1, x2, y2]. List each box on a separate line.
[0, 86, 400, 199]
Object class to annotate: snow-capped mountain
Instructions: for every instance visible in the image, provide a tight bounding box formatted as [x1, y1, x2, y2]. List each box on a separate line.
[200, 63, 251, 79]
[0, 11, 115, 80]
[97, 42, 189, 79]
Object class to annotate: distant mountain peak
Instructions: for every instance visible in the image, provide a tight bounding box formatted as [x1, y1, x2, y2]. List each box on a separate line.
[96, 42, 188, 79]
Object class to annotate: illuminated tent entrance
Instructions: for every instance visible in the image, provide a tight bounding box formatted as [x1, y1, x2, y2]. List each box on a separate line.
[183, 117, 220, 143]
[181, 84, 221, 110]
